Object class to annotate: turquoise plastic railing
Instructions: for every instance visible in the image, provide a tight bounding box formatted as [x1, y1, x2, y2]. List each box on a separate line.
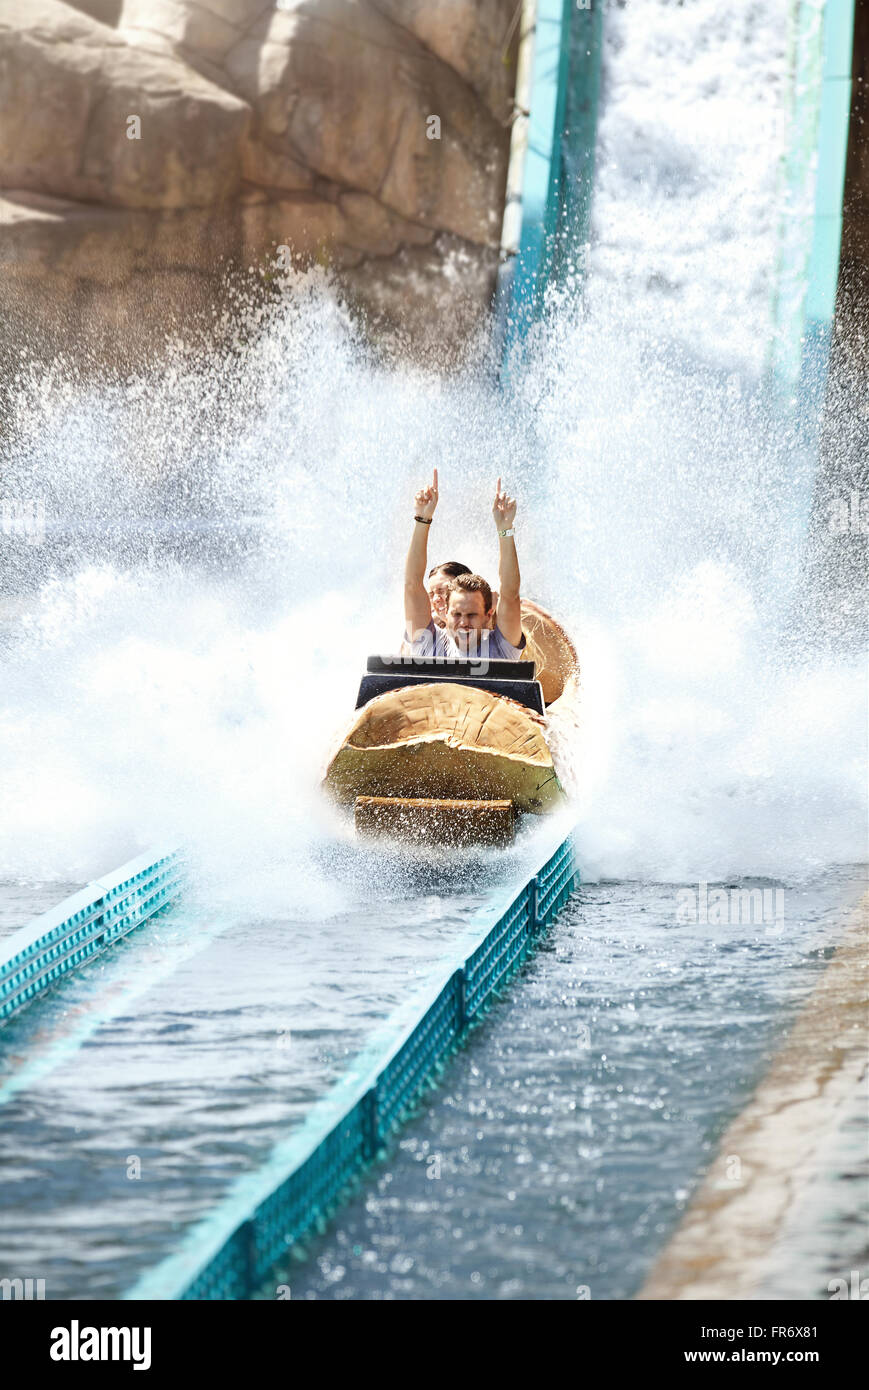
[0, 849, 185, 1025]
[495, 0, 603, 366]
[768, 0, 855, 401]
[126, 831, 579, 1300]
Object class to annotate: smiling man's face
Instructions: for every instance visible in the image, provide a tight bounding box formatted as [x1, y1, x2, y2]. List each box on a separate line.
[445, 590, 492, 649]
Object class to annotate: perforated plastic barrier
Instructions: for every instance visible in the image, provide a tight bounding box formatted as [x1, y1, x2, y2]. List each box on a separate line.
[0, 850, 185, 1025]
[127, 831, 578, 1301]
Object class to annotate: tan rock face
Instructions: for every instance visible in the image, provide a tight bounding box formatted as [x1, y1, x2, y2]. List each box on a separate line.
[0, 0, 250, 208]
[370, 0, 519, 123]
[121, 0, 263, 65]
[0, 0, 518, 366]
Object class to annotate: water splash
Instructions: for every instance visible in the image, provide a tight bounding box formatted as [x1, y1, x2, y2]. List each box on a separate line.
[0, 256, 864, 895]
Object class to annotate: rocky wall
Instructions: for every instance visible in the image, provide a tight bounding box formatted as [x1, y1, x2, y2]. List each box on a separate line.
[0, 0, 520, 369]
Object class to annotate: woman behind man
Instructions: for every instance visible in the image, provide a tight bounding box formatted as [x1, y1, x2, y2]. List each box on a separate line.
[427, 560, 471, 628]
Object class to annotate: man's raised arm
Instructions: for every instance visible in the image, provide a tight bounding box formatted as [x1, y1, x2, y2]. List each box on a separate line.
[493, 477, 522, 646]
[404, 468, 438, 638]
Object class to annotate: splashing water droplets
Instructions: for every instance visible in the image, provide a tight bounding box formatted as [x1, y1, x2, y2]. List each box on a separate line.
[0, 267, 864, 893]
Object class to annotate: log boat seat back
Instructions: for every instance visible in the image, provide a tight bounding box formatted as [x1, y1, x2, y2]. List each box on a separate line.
[357, 656, 545, 716]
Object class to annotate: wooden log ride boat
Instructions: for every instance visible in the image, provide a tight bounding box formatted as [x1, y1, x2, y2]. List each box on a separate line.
[323, 599, 579, 846]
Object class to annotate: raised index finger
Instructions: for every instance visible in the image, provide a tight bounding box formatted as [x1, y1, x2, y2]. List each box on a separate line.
[496, 475, 502, 497]
[433, 466, 439, 492]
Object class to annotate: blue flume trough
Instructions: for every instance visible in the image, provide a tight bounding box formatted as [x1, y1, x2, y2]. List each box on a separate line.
[0, 849, 185, 1025]
[125, 827, 580, 1300]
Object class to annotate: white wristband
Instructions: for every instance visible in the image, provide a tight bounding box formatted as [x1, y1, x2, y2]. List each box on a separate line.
[498, 527, 515, 538]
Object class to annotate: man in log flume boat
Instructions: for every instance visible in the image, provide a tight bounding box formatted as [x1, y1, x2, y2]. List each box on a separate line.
[405, 469, 522, 668]
[322, 470, 579, 846]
